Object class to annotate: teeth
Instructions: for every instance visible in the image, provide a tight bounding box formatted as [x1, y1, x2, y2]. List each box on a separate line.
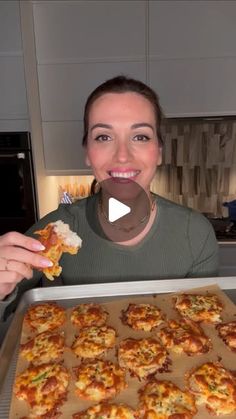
[110, 171, 139, 178]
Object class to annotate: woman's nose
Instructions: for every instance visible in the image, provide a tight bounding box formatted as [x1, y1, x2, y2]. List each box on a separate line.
[114, 141, 132, 162]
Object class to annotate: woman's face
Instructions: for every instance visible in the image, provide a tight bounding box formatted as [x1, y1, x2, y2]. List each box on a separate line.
[85, 92, 162, 193]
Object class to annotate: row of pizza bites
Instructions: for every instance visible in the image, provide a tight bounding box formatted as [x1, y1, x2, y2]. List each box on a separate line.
[14, 297, 236, 418]
[22, 298, 236, 355]
[13, 358, 236, 418]
[23, 294, 224, 335]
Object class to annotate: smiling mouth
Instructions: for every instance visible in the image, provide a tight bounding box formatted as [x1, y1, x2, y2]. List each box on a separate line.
[108, 171, 140, 179]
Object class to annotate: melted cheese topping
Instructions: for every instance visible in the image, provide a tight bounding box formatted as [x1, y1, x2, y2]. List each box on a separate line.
[20, 331, 65, 364]
[174, 294, 223, 323]
[121, 303, 164, 331]
[52, 220, 82, 248]
[14, 363, 69, 417]
[157, 318, 211, 356]
[138, 379, 197, 419]
[71, 303, 108, 328]
[216, 321, 236, 352]
[187, 362, 236, 415]
[24, 302, 66, 333]
[72, 402, 136, 419]
[34, 221, 81, 281]
[118, 338, 170, 380]
[71, 326, 116, 358]
[74, 359, 127, 402]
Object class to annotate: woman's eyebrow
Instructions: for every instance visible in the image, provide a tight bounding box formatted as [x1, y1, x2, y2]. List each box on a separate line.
[131, 123, 154, 131]
[90, 123, 112, 131]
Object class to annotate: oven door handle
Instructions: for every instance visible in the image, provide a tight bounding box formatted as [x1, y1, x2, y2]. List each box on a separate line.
[0, 152, 25, 159]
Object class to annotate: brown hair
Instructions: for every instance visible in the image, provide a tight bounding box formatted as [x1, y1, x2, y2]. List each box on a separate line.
[82, 75, 164, 147]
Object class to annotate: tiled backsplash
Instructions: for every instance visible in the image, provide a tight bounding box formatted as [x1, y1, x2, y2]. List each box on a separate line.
[58, 117, 236, 217]
[151, 117, 236, 217]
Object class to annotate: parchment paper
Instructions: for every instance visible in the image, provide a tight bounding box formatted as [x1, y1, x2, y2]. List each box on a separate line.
[9, 284, 236, 418]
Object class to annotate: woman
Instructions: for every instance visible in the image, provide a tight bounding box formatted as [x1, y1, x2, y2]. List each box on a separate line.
[0, 76, 218, 315]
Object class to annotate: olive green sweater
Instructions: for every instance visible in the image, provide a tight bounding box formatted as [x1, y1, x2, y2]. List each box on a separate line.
[0, 194, 219, 319]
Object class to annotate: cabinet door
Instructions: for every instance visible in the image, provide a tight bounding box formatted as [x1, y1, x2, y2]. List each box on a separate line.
[33, 0, 147, 172]
[39, 60, 146, 172]
[0, 56, 28, 120]
[33, 0, 146, 64]
[42, 121, 87, 173]
[149, 1, 236, 116]
[0, 1, 29, 130]
[38, 61, 147, 122]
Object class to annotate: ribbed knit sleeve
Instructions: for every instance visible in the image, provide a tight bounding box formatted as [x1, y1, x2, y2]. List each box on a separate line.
[187, 210, 219, 277]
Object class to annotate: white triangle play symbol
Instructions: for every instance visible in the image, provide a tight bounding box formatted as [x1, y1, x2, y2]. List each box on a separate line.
[108, 197, 131, 222]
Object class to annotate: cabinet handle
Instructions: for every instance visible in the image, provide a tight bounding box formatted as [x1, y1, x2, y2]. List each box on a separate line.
[0, 152, 25, 159]
[17, 153, 25, 159]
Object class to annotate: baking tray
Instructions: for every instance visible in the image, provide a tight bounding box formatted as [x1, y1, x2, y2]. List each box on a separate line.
[0, 276, 236, 418]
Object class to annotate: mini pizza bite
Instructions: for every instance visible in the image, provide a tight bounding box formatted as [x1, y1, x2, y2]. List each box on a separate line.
[71, 325, 116, 358]
[14, 362, 69, 418]
[24, 302, 66, 333]
[156, 318, 212, 356]
[216, 320, 236, 352]
[20, 331, 65, 365]
[73, 358, 127, 402]
[187, 361, 236, 416]
[34, 220, 82, 281]
[118, 337, 171, 380]
[72, 402, 137, 419]
[71, 303, 108, 328]
[138, 379, 197, 419]
[174, 293, 223, 323]
[121, 303, 164, 331]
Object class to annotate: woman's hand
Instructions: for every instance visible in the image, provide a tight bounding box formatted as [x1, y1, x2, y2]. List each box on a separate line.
[0, 232, 53, 300]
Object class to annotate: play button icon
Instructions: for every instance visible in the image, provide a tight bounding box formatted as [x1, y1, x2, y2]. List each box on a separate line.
[86, 177, 153, 242]
[108, 197, 131, 222]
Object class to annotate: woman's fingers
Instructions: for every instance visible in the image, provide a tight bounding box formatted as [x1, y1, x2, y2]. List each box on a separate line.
[0, 283, 16, 300]
[3, 260, 33, 280]
[0, 257, 7, 271]
[0, 232, 50, 300]
[0, 231, 45, 252]
[0, 246, 53, 269]
[0, 259, 34, 299]
[0, 269, 24, 284]
[0, 232, 53, 300]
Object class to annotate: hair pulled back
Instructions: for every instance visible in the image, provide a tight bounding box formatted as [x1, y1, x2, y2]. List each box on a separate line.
[82, 75, 164, 147]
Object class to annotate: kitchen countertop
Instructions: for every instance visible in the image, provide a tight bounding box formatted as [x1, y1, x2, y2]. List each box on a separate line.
[218, 241, 236, 245]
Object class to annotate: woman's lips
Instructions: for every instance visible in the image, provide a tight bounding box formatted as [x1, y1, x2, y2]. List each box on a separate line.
[108, 170, 140, 181]
[108, 171, 139, 184]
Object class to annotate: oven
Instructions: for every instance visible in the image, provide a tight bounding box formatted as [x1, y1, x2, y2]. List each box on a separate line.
[0, 132, 38, 234]
[206, 216, 236, 241]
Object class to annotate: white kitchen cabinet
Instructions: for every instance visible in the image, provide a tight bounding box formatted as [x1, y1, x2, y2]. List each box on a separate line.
[38, 61, 147, 122]
[31, 0, 147, 172]
[150, 57, 236, 117]
[33, 0, 146, 64]
[42, 121, 88, 173]
[149, 0, 236, 116]
[149, 1, 236, 60]
[0, 1, 22, 52]
[0, 56, 28, 120]
[0, 1, 29, 130]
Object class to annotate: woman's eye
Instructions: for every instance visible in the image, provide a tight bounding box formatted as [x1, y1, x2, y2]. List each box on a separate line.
[94, 134, 111, 142]
[133, 134, 150, 142]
